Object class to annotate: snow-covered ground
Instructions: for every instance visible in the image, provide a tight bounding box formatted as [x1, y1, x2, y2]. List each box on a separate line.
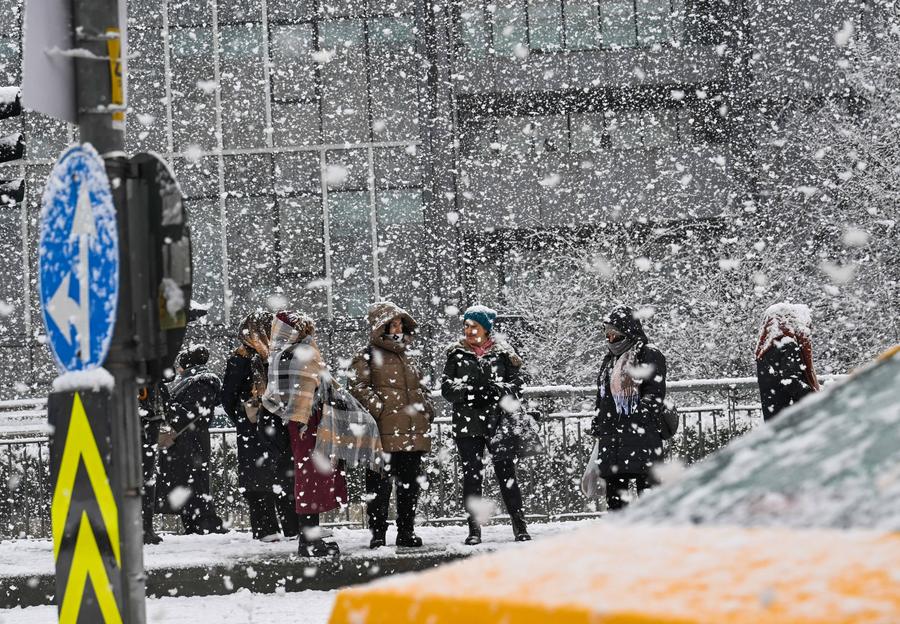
[0, 588, 336, 624]
[0, 520, 596, 578]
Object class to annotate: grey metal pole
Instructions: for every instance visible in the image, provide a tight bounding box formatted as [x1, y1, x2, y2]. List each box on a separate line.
[69, 0, 146, 622]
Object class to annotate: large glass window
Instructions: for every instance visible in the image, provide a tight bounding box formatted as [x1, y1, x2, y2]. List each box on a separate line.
[528, 0, 563, 51]
[375, 189, 424, 311]
[601, 0, 638, 47]
[320, 20, 369, 144]
[225, 196, 277, 322]
[459, 1, 488, 57]
[637, 0, 674, 45]
[569, 113, 605, 152]
[169, 28, 216, 151]
[279, 195, 325, 276]
[368, 17, 419, 142]
[270, 24, 316, 101]
[564, 0, 601, 50]
[328, 191, 373, 318]
[187, 199, 226, 323]
[219, 24, 267, 149]
[492, 0, 527, 55]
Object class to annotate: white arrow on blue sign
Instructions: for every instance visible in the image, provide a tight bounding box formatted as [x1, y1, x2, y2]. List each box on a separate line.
[39, 144, 119, 372]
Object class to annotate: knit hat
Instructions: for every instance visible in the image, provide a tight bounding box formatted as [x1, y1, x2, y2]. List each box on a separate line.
[463, 305, 497, 333]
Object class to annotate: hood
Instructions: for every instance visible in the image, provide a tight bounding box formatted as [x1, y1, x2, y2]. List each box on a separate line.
[604, 306, 648, 344]
[270, 310, 316, 352]
[367, 301, 417, 342]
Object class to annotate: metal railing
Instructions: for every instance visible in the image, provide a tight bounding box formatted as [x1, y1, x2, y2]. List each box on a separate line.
[0, 376, 845, 539]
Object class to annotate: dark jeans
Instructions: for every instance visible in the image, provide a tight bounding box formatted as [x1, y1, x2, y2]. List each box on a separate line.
[456, 436, 523, 522]
[141, 419, 160, 533]
[365, 451, 424, 536]
[244, 492, 300, 539]
[605, 475, 655, 511]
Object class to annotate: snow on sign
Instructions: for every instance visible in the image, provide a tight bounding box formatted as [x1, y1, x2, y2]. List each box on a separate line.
[39, 144, 119, 373]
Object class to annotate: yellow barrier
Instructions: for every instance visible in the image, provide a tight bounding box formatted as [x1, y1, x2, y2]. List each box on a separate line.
[329, 523, 900, 624]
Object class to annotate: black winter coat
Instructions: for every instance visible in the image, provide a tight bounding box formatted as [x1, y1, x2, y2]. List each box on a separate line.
[220, 352, 294, 495]
[156, 370, 220, 514]
[757, 340, 814, 421]
[590, 345, 666, 479]
[440, 340, 524, 439]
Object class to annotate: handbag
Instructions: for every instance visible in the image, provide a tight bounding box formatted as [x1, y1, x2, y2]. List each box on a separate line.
[488, 409, 544, 460]
[659, 401, 680, 440]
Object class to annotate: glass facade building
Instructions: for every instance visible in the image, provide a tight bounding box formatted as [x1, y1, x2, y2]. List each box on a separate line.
[0, 0, 850, 393]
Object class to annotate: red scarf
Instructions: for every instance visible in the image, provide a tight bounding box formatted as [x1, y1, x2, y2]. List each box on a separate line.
[470, 338, 495, 358]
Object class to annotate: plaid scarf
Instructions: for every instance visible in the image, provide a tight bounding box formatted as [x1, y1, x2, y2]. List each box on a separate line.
[262, 315, 323, 424]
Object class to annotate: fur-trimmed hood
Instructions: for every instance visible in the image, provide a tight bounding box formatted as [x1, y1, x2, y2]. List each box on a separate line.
[367, 301, 417, 341]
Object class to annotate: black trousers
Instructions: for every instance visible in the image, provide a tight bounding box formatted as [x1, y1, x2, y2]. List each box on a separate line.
[141, 419, 160, 533]
[244, 492, 300, 539]
[605, 475, 654, 511]
[365, 451, 424, 536]
[456, 436, 523, 522]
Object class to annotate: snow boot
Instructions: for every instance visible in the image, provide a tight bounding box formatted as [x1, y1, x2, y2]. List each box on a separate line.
[143, 530, 163, 545]
[464, 518, 481, 546]
[512, 515, 531, 542]
[396, 531, 423, 548]
[324, 539, 341, 556]
[369, 531, 387, 549]
[298, 538, 331, 558]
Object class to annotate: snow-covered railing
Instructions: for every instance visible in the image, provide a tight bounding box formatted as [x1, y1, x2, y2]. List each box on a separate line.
[0, 375, 847, 436]
[0, 374, 849, 538]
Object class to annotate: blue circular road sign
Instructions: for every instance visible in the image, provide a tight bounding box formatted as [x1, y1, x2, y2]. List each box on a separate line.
[39, 144, 119, 373]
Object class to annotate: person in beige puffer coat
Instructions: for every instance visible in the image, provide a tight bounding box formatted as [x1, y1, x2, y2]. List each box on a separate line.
[350, 301, 434, 549]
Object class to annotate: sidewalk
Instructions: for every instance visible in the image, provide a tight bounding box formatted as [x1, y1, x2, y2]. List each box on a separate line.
[0, 520, 596, 608]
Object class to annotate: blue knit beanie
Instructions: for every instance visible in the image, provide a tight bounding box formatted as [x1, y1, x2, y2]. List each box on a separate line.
[463, 305, 497, 333]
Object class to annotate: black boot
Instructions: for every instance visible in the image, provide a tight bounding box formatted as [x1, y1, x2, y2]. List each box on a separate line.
[298, 535, 335, 558]
[369, 530, 386, 549]
[143, 529, 163, 545]
[512, 514, 531, 542]
[464, 518, 481, 546]
[143, 512, 162, 545]
[396, 531, 423, 548]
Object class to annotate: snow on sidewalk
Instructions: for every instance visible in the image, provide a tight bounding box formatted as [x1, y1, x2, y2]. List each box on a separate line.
[0, 520, 596, 579]
[0, 588, 337, 624]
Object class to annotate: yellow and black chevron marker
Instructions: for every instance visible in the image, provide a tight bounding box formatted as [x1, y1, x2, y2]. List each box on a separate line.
[49, 391, 123, 623]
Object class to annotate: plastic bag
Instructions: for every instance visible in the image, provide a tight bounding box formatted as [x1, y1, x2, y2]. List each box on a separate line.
[580, 440, 605, 498]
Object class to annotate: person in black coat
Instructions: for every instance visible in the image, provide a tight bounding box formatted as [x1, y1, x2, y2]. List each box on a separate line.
[157, 345, 227, 534]
[755, 303, 820, 421]
[440, 305, 531, 545]
[220, 311, 299, 541]
[589, 306, 667, 511]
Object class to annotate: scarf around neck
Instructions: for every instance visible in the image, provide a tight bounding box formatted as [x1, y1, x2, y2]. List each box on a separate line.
[599, 344, 641, 417]
[470, 338, 495, 358]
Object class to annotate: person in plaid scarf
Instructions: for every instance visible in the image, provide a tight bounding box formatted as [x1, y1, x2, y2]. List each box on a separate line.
[263, 310, 347, 557]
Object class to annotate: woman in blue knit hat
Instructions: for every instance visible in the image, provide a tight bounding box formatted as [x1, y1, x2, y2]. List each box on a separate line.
[440, 305, 531, 544]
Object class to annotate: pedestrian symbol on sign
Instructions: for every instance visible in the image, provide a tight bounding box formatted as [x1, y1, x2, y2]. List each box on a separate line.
[39, 144, 119, 373]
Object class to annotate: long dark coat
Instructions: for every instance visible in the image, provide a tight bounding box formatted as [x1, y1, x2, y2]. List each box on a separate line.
[220, 352, 294, 495]
[757, 340, 815, 421]
[589, 308, 667, 479]
[440, 340, 524, 439]
[156, 370, 220, 514]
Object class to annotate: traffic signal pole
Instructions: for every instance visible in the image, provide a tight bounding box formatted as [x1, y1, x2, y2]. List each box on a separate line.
[69, 0, 147, 621]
